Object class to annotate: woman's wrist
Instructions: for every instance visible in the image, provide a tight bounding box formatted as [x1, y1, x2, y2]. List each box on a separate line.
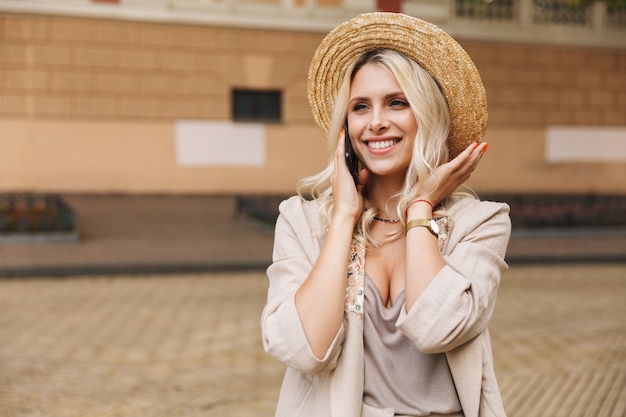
[406, 198, 434, 219]
[332, 209, 360, 228]
[410, 199, 434, 212]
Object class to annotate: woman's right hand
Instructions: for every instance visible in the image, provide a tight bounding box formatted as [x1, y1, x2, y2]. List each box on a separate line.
[331, 130, 368, 225]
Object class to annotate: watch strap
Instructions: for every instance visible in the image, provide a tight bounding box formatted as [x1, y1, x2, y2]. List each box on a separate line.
[406, 218, 437, 236]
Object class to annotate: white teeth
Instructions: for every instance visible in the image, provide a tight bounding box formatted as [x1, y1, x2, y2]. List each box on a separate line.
[368, 140, 397, 149]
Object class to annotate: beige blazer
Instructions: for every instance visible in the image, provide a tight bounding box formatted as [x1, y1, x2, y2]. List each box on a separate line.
[261, 195, 511, 417]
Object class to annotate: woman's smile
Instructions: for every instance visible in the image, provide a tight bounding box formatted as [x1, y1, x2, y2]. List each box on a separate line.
[365, 137, 401, 152]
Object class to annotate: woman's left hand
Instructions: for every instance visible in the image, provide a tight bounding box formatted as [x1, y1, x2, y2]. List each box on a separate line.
[414, 142, 488, 207]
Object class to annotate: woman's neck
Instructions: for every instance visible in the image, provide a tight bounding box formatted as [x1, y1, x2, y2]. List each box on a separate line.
[367, 175, 405, 218]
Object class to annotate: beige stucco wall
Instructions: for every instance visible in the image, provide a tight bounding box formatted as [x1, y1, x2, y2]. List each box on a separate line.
[1, 13, 625, 195]
[0, 120, 327, 193]
[472, 128, 626, 194]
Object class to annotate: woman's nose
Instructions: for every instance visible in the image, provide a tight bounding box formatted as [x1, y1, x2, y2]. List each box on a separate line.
[368, 109, 390, 132]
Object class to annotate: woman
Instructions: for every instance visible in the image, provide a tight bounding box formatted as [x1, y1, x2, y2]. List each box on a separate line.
[261, 12, 511, 417]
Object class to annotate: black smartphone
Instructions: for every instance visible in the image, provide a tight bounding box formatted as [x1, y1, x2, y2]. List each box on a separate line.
[344, 120, 359, 186]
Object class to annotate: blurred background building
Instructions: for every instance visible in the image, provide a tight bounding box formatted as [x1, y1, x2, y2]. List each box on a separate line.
[0, 0, 624, 211]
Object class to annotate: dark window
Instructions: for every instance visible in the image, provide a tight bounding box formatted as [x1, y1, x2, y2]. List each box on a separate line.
[232, 89, 282, 122]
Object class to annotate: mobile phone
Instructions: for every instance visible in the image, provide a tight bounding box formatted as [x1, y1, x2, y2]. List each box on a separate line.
[344, 120, 359, 186]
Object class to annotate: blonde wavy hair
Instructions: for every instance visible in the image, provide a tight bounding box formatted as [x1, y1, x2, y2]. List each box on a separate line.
[298, 49, 474, 248]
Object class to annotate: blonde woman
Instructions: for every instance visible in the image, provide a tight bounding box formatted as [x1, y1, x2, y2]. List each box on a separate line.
[262, 13, 511, 417]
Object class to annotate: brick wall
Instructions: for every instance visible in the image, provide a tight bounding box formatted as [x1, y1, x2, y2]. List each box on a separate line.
[462, 41, 626, 127]
[0, 13, 322, 123]
[1, 13, 625, 127]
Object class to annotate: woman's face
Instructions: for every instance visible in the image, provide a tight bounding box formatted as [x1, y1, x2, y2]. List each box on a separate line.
[347, 62, 417, 181]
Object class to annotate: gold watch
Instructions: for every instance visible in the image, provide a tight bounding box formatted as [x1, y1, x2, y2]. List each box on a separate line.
[406, 218, 439, 237]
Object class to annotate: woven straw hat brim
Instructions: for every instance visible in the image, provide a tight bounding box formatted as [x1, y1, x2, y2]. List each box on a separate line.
[307, 12, 487, 159]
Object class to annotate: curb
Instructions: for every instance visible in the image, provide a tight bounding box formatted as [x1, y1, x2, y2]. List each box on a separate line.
[0, 260, 271, 279]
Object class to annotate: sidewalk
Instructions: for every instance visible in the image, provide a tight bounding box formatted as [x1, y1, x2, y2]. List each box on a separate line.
[1, 194, 625, 278]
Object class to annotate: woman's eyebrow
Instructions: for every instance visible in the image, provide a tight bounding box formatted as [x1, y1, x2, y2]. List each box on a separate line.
[349, 91, 405, 103]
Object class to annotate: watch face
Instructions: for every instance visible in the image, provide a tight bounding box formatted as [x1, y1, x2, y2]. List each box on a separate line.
[429, 219, 440, 235]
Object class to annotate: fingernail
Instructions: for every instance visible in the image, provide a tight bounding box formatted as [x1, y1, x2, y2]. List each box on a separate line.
[473, 142, 479, 149]
[482, 143, 489, 153]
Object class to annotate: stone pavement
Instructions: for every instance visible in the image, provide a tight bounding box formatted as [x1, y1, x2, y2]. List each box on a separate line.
[0, 264, 624, 417]
[0, 194, 625, 278]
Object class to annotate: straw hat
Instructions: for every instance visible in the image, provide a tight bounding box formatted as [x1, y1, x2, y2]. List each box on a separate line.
[307, 12, 487, 159]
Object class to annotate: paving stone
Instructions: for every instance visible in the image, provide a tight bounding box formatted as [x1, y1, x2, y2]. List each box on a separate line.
[0, 264, 624, 416]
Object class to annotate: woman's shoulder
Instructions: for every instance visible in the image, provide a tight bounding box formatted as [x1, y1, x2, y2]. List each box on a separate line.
[444, 195, 511, 236]
[445, 195, 510, 217]
[278, 195, 322, 218]
[276, 195, 326, 243]
[278, 195, 325, 229]
[442, 195, 511, 257]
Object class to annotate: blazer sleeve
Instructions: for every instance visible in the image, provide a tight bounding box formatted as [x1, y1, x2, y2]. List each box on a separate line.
[396, 199, 511, 354]
[260, 196, 345, 374]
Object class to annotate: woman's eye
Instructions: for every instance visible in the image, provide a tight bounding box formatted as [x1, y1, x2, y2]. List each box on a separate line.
[352, 103, 368, 111]
[390, 99, 408, 107]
